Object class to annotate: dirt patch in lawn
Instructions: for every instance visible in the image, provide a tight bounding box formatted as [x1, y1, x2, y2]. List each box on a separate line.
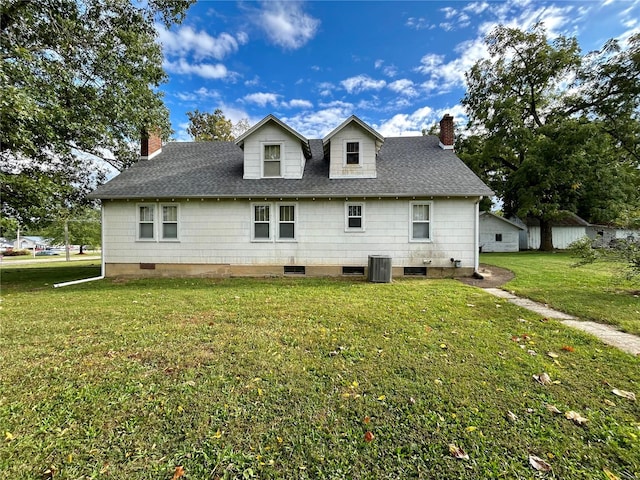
[458, 264, 515, 288]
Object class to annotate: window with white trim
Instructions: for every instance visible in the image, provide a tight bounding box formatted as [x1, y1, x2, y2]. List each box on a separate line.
[161, 204, 178, 240]
[410, 202, 431, 241]
[345, 203, 364, 231]
[263, 144, 282, 177]
[253, 204, 271, 240]
[278, 204, 296, 240]
[345, 141, 360, 165]
[138, 205, 155, 240]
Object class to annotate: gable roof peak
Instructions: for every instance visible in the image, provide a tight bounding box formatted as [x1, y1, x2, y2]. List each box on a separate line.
[235, 113, 311, 158]
[235, 114, 308, 144]
[322, 115, 384, 143]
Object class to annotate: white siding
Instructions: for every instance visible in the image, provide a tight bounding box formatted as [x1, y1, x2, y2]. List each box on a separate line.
[527, 226, 587, 250]
[103, 197, 479, 268]
[242, 123, 305, 179]
[479, 215, 520, 252]
[328, 124, 377, 179]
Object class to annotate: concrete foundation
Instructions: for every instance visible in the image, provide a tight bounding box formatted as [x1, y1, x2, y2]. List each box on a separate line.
[105, 263, 474, 279]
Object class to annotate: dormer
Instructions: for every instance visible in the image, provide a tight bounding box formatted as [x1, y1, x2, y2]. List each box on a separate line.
[235, 114, 311, 179]
[322, 115, 384, 179]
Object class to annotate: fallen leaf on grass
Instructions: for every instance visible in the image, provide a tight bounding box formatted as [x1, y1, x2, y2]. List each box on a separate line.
[42, 466, 56, 480]
[533, 373, 552, 386]
[565, 410, 588, 426]
[612, 389, 636, 401]
[506, 411, 518, 422]
[545, 404, 562, 414]
[547, 351, 559, 359]
[529, 455, 552, 472]
[561, 345, 575, 352]
[604, 399, 616, 407]
[448, 444, 469, 460]
[172, 466, 185, 479]
[603, 468, 621, 480]
[4, 431, 14, 441]
[363, 416, 371, 424]
[364, 431, 374, 442]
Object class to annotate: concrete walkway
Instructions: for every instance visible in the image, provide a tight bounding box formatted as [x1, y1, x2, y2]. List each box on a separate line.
[483, 288, 640, 356]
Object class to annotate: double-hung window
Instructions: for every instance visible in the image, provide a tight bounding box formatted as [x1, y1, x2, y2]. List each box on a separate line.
[251, 203, 297, 242]
[161, 204, 178, 240]
[263, 144, 281, 177]
[138, 205, 155, 240]
[253, 204, 271, 240]
[345, 141, 360, 165]
[278, 204, 296, 240]
[410, 202, 431, 241]
[345, 203, 364, 231]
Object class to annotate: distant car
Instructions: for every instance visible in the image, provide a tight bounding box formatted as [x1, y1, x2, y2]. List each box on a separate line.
[35, 250, 60, 256]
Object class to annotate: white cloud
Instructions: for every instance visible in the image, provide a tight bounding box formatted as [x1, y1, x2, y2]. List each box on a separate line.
[285, 99, 313, 109]
[156, 24, 244, 60]
[341, 75, 386, 94]
[243, 92, 281, 107]
[257, 1, 320, 49]
[387, 79, 419, 97]
[463, 2, 490, 15]
[244, 76, 261, 87]
[283, 106, 354, 137]
[317, 82, 335, 97]
[174, 87, 220, 102]
[414, 37, 487, 94]
[319, 100, 354, 109]
[373, 105, 468, 137]
[406, 16, 433, 30]
[374, 59, 384, 69]
[375, 106, 434, 137]
[163, 59, 231, 79]
[442, 7, 458, 19]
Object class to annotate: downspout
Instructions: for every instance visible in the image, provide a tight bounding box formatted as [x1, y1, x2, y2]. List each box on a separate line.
[54, 203, 106, 288]
[474, 198, 481, 272]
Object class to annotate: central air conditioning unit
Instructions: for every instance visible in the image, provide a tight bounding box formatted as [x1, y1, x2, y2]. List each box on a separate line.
[368, 255, 392, 283]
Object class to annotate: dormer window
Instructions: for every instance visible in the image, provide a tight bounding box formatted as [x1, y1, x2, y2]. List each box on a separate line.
[345, 141, 360, 165]
[263, 143, 282, 177]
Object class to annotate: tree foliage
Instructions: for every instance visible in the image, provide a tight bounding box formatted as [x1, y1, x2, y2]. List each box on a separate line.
[462, 24, 640, 250]
[1, 0, 193, 226]
[186, 109, 248, 141]
[39, 207, 102, 253]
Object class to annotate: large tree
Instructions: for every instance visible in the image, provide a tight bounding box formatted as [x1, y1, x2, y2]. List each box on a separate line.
[186, 109, 235, 141]
[1, 0, 194, 226]
[462, 24, 640, 250]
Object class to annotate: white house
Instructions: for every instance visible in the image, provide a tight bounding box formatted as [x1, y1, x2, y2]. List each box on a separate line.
[13, 236, 49, 251]
[479, 212, 524, 252]
[89, 114, 493, 279]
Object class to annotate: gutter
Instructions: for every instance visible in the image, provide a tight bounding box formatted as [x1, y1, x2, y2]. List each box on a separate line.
[54, 204, 107, 288]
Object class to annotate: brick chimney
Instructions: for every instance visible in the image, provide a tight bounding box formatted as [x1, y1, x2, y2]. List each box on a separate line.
[438, 114, 454, 150]
[141, 129, 162, 159]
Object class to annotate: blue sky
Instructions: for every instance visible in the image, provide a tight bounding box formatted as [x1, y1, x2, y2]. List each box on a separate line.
[156, 0, 640, 141]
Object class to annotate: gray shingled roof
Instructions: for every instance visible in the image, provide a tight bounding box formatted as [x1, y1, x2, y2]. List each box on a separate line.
[89, 135, 493, 199]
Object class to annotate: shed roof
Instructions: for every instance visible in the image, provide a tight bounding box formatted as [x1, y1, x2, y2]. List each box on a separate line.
[524, 212, 590, 227]
[480, 212, 525, 230]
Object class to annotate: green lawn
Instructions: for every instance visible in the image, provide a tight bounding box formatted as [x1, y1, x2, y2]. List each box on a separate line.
[0, 261, 638, 479]
[482, 252, 640, 336]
